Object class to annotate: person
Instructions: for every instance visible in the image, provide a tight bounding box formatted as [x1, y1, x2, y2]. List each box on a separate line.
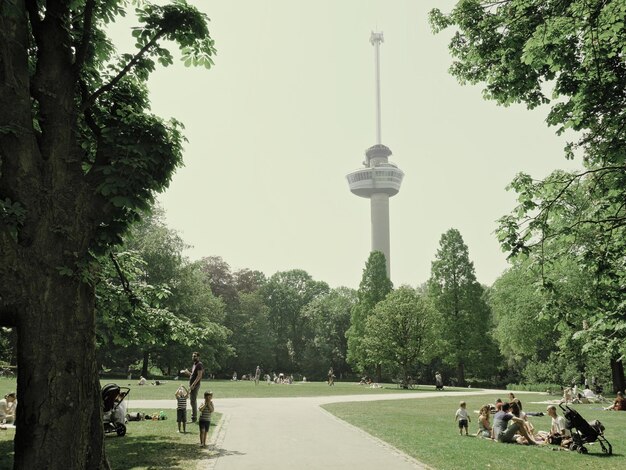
[231, 371, 237, 381]
[0, 392, 17, 424]
[175, 385, 189, 433]
[605, 391, 626, 411]
[327, 367, 335, 386]
[510, 401, 534, 441]
[494, 398, 503, 412]
[508, 393, 522, 411]
[583, 385, 596, 399]
[127, 365, 132, 381]
[435, 371, 443, 390]
[254, 365, 261, 385]
[180, 351, 204, 422]
[198, 391, 214, 448]
[546, 405, 571, 446]
[476, 405, 492, 439]
[137, 376, 147, 386]
[561, 387, 572, 404]
[493, 403, 537, 445]
[454, 401, 471, 436]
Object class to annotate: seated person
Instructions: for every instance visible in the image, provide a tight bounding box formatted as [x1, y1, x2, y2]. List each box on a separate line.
[508, 393, 522, 411]
[605, 391, 626, 411]
[493, 402, 538, 445]
[476, 405, 493, 439]
[546, 405, 571, 446]
[137, 376, 147, 386]
[560, 387, 572, 404]
[510, 402, 535, 442]
[493, 398, 503, 412]
[0, 392, 17, 424]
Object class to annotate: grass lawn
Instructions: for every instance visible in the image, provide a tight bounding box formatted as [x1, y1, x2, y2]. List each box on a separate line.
[105, 409, 222, 470]
[323, 393, 624, 470]
[115, 378, 468, 400]
[0, 409, 221, 470]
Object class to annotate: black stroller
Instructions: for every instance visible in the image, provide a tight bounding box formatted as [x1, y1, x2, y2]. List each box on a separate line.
[102, 383, 130, 437]
[559, 403, 612, 454]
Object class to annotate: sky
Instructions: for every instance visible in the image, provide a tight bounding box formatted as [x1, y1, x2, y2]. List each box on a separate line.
[109, 0, 580, 289]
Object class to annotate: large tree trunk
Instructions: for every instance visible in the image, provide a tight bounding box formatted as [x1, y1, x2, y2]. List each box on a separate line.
[457, 361, 465, 387]
[142, 351, 150, 378]
[610, 357, 625, 394]
[13, 275, 108, 469]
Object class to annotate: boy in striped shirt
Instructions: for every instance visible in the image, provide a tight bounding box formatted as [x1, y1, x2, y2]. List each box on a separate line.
[175, 385, 189, 433]
[198, 391, 214, 447]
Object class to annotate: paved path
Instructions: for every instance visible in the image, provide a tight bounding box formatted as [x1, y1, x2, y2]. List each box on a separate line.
[132, 389, 508, 470]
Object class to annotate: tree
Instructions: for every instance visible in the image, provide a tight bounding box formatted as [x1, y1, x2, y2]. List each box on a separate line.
[0, 1, 215, 467]
[226, 291, 275, 376]
[346, 251, 393, 378]
[197, 256, 239, 309]
[427, 229, 492, 386]
[260, 270, 329, 371]
[430, 0, 626, 392]
[301, 287, 356, 379]
[363, 287, 439, 387]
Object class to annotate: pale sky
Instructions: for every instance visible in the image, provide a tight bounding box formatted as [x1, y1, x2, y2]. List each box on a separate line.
[109, 1, 580, 289]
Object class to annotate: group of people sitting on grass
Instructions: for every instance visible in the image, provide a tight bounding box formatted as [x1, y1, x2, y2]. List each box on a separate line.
[560, 384, 604, 404]
[461, 393, 567, 446]
[465, 390, 623, 446]
[263, 372, 294, 384]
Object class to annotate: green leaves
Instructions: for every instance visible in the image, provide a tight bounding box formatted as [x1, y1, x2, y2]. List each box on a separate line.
[0, 198, 26, 241]
[133, 0, 216, 69]
[363, 287, 438, 380]
[346, 251, 393, 373]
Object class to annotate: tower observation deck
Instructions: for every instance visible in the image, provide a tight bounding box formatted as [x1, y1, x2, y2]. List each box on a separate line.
[346, 32, 404, 276]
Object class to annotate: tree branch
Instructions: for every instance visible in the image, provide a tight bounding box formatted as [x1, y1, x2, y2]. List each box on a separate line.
[82, 30, 166, 111]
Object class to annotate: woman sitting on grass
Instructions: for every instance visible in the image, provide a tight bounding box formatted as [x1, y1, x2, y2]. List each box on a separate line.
[476, 405, 493, 439]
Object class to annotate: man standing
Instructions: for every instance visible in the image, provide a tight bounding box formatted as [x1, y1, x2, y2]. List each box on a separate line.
[254, 365, 261, 385]
[180, 352, 204, 422]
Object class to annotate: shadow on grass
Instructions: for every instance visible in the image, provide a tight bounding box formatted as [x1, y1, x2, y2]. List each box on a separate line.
[0, 439, 13, 469]
[0, 423, 243, 470]
[106, 432, 242, 470]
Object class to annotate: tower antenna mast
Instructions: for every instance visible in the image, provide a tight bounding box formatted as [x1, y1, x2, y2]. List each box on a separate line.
[370, 32, 384, 145]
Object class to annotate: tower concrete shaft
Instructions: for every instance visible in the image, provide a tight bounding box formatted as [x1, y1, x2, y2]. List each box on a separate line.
[346, 31, 404, 277]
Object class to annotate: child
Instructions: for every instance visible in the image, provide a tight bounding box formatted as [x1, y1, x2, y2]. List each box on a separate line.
[476, 405, 492, 438]
[198, 390, 214, 447]
[455, 401, 471, 435]
[175, 385, 189, 433]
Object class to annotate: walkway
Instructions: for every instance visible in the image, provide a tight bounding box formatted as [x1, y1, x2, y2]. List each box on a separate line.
[133, 389, 503, 470]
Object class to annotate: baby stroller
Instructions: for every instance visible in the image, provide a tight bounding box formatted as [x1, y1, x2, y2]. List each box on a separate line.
[559, 403, 612, 454]
[102, 383, 130, 437]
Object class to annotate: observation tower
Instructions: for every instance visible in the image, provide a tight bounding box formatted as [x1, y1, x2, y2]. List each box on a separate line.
[346, 31, 404, 276]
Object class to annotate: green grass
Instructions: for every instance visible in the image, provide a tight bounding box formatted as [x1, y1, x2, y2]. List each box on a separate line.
[105, 409, 222, 470]
[117, 379, 470, 400]
[323, 393, 623, 470]
[1, 376, 469, 401]
[0, 409, 221, 470]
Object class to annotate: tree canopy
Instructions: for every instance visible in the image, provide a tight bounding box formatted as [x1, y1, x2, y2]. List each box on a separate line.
[428, 229, 496, 386]
[431, 0, 625, 392]
[363, 286, 439, 386]
[346, 251, 393, 376]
